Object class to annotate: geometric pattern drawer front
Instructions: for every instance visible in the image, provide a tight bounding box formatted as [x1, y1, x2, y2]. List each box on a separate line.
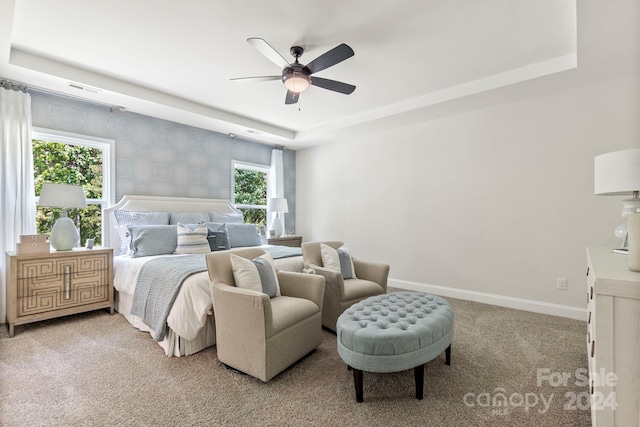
[16, 253, 109, 282]
[6, 247, 114, 337]
[17, 285, 110, 316]
[14, 252, 111, 317]
[17, 267, 108, 298]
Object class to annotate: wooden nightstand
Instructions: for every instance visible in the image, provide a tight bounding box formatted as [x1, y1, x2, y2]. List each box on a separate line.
[6, 247, 114, 337]
[263, 236, 302, 247]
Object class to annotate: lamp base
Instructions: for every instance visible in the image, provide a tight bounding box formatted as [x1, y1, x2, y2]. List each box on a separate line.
[49, 214, 80, 251]
[269, 216, 284, 238]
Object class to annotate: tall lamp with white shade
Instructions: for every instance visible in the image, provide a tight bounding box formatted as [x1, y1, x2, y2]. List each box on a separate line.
[38, 183, 87, 251]
[267, 197, 288, 237]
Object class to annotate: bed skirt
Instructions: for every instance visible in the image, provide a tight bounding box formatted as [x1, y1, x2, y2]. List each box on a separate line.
[115, 291, 216, 357]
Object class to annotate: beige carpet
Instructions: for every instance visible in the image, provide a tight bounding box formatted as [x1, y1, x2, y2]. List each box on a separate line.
[0, 293, 591, 426]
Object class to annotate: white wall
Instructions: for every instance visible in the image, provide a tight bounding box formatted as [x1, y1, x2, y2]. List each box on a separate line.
[296, 73, 640, 318]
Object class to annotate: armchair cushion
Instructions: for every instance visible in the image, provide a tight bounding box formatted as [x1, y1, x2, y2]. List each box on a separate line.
[269, 296, 319, 336]
[230, 253, 281, 297]
[320, 243, 357, 279]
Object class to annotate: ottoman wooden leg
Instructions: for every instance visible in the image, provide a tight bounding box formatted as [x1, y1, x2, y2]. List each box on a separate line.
[445, 344, 452, 366]
[414, 364, 425, 400]
[352, 368, 364, 402]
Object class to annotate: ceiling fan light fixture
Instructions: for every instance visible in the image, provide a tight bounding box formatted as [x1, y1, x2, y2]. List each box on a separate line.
[283, 71, 311, 93]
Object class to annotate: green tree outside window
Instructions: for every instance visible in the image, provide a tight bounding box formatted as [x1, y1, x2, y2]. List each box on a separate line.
[234, 168, 267, 226]
[33, 140, 104, 245]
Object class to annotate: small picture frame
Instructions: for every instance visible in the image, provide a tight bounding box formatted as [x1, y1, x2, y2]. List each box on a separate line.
[259, 226, 266, 238]
[269, 230, 276, 238]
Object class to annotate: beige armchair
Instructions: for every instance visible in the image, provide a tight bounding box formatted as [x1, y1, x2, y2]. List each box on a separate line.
[301, 241, 389, 331]
[206, 247, 325, 382]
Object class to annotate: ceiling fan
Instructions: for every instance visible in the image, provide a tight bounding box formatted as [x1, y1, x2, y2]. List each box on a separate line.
[231, 38, 356, 105]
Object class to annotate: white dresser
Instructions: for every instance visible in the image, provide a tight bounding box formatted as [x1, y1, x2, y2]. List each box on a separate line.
[586, 247, 640, 426]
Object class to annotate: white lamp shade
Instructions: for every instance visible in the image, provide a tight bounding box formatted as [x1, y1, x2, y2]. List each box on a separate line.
[38, 183, 87, 208]
[267, 198, 289, 213]
[594, 148, 640, 196]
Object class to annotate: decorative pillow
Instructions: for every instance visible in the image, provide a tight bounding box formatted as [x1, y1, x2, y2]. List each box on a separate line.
[114, 210, 170, 255]
[125, 225, 178, 258]
[209, 211, 244, 224]
[226, 223, 262, 248]
[205, 222, 230, 251]
[169, 212, 210, 225]
[320, 243, 357, 279]
[174, 223, 211, 254]
[230, 253, 280, 297]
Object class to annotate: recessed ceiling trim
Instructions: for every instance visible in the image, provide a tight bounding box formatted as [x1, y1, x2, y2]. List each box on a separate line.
[9, 47, 296, 141]
[295, 53, 578, 141]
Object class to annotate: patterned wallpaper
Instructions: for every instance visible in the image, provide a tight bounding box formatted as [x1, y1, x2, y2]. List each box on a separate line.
[29, 91, 296, 232]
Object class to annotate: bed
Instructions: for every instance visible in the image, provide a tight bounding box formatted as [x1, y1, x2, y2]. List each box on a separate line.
[104, 195, 304, 357]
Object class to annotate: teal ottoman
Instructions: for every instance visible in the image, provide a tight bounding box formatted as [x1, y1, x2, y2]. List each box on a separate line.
[336, 292, 454, 402]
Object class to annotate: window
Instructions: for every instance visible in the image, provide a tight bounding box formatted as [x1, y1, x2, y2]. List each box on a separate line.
[232, 161, 269, 226]
[32, 128, 115, 246]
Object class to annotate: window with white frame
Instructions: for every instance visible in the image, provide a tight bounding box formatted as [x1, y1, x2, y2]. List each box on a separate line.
[32, 128, 115, 246]
[232, 160, 269, 226]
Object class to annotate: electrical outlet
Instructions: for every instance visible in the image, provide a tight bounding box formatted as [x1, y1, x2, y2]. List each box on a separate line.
[557, 278, 567, 290]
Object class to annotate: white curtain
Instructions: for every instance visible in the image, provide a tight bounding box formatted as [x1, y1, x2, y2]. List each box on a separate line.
[0, 85, 36, 323]
[269, 147, 285, 230]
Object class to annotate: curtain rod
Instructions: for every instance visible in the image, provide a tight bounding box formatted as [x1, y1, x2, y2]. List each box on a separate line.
[0, 79, 27, 93]
[0, 77, 125, 111]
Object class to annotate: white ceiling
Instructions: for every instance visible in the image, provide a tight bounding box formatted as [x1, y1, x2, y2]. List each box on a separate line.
[0, 0, 627, 150]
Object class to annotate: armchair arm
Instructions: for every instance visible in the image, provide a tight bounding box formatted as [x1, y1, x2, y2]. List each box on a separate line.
[277, 270, 325, 312]
[305, 263, 345, 302]
[353, 259, 390, 292]
[211, 282, 272, 342]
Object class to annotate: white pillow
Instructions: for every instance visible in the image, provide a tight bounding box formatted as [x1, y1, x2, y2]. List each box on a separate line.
[230, 253, 281, 297]
[174, 223, 211, 254]
[320, 243, 357, 279]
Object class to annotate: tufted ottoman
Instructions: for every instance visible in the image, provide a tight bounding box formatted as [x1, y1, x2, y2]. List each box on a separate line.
[336, 292, 454, 402]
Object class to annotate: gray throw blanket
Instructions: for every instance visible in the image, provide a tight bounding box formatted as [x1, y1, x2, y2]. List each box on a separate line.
[130, 254, 206, 342]
[129, 246, 302, 342]
[263, 245, 301, 259]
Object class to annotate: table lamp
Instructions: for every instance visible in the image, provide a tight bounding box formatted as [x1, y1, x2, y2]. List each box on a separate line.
[38, 183, 87, 250]
[267, 197, 288, 237]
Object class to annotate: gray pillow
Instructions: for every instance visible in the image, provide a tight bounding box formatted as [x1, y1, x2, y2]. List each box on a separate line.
[205, 222, 230, 251]
[226, 223, 261, 248]
[169, 212, 210, 225]
[209, 211, 244, 224]
[114, 210, 170, 255]
[125, 225, 178, 257]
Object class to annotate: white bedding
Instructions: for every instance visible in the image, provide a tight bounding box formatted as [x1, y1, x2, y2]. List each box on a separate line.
[114, 254, 212, 340]
[113, 248, 304, 347]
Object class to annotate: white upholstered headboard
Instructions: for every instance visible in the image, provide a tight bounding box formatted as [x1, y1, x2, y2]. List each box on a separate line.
[103, 195, 241, 249]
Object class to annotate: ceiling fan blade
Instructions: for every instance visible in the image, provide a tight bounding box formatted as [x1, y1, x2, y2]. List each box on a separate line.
[247, 38, 291, 69]
[285, 90, 299, 105]
[305, 44, 354, 74]
[311, 77, 356, 95]
[230, 76, 281, 83]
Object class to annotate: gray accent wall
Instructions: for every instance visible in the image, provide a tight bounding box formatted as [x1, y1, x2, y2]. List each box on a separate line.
[30, 91, 296, 233]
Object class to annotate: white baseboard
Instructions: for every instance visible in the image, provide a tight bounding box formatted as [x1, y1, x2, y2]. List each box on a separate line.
[388, 278, 587, 321]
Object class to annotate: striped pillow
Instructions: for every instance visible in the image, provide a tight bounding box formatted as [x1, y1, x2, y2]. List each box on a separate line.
[174, 223, 211, 254]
